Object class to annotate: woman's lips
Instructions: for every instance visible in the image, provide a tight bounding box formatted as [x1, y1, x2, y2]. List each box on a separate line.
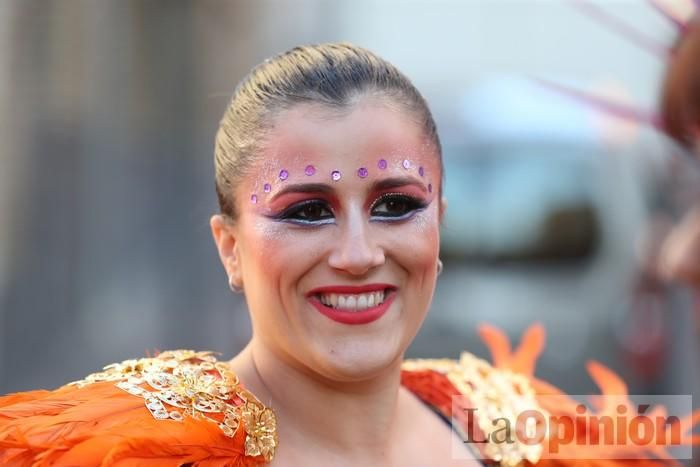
[306, 284, 397, 325]
[307, 284, 394, 295]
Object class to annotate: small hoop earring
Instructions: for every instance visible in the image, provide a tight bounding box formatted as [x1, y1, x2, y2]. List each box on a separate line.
[229, 277, 244, 294]
[437, 259, 443, 276]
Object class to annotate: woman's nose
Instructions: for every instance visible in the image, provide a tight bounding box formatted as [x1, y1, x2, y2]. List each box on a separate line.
[327, 217, 385, 276]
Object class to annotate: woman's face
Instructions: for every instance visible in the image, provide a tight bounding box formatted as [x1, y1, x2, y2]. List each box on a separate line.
[212, 96, 443, 381]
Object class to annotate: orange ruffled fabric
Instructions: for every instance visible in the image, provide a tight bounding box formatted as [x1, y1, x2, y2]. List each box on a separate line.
[0, 381, 264, 466]
[2, 326, 698, 466]
[401, 323, 700, 467]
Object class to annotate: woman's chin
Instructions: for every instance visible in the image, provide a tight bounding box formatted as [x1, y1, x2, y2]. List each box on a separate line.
[308, 341, 405, 383]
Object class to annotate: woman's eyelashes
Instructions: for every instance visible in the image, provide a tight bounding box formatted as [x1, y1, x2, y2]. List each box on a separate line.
[274, 199, 335, 225]
[369, 193, 428, 221]
[271, 193, 428, 226]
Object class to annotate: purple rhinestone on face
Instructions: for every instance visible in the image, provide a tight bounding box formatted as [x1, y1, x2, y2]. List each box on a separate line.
[357, 167, 368, 178]
[331, 170, 341, 181]
[428, 183, 432, 193]
[378, 159, 387, 170]
[263, 183, 271, 193]
[304, 165, 316, 176]
[418, 166, 425, 177]
[402, 159, 411, 169]
[279, 169, 289, 181]
[251, 194, 258, 204]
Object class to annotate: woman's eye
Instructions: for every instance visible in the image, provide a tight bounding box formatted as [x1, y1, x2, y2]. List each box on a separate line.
[281, 200, 334, 224]
[371, 194, 427, 219]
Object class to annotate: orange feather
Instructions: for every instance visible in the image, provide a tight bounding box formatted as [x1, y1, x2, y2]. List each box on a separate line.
[0, 382, 263, 466]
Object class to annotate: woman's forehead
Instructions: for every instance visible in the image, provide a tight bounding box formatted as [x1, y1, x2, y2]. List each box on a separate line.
[230, 100, 441, 208]
[254, 101, 437, 173]
[272, 99, 430, 150]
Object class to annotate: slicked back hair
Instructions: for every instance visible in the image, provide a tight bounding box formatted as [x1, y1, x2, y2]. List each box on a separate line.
[214, 43, 442, 219]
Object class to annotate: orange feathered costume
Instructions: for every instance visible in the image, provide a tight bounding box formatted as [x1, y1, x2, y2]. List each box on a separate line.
[0, 326, 697, 466]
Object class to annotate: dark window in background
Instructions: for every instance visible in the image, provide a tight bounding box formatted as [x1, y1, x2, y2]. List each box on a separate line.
[441, 143, 600, 263]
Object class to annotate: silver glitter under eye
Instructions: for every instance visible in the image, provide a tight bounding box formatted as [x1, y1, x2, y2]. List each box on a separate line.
[402, 159, 410, 169]
[254, 218, 288, 241]
[409, 206, 436, 232]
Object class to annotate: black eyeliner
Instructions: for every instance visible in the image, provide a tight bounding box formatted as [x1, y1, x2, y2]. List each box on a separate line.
[266, 199, 336, 226]
[369, 192, 430, 221]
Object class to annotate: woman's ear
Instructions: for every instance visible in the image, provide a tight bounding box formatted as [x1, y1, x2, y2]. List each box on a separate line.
[210, 214, 243, 290]
[439, 196, 448, 224]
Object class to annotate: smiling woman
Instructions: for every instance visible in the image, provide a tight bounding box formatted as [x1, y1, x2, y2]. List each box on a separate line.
[212, 97, 443, 384]
[207, 45, 460, 465]
[0, 43, 697, 467]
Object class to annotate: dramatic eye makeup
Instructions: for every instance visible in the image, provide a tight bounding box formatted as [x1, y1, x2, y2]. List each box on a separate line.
[264, 177, 430, 226]
[270, 199, 336, 226]
[267, 191, 428, 227]
[256, 164, 434, 226]
[369, 192, 428, 221]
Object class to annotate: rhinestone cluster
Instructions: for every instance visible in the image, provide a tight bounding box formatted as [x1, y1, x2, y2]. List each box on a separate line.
[250, 158, 434, 203]
[69, 350, 277, 462]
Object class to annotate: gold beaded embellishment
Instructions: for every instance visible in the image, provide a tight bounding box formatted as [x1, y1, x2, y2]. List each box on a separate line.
[69, 350, 277, 462]
[403, 353, 546, 467]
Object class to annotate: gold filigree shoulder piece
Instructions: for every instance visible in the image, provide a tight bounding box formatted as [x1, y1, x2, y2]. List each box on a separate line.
[403, 353, 546, 467]
[69, 350, 277, 462]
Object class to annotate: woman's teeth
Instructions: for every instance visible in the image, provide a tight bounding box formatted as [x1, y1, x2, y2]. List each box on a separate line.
[318, 290, 386, 311]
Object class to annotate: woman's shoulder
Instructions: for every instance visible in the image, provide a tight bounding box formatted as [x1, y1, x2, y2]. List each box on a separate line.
[0, 350, 277, 466]
[401, 324, 699, 467]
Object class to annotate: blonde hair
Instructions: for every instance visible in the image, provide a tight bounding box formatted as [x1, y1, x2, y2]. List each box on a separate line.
[214, 43, 442, 218]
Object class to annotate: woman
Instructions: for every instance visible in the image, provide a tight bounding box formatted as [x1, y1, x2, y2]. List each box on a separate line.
[542, 6, 700, 294]
[657, 14, 700, 293]
[208, 42, 468, 466]
[0, 43, 695, 466]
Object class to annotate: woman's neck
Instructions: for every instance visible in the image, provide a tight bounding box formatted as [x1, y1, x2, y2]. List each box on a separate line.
[229, 339, 409, 463]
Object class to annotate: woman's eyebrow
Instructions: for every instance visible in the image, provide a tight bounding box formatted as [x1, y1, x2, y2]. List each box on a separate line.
[270, 183, 334, 201]
[370, 177, 427, 193]
[268, 176, 428, 202]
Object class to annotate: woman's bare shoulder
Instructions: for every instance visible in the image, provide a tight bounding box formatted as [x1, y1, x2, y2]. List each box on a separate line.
[0, 349, 277, 466]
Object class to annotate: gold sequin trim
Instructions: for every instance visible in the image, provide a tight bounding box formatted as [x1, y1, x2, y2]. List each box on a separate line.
[403, 353, 546, 467]
[70, 350, 277, 462]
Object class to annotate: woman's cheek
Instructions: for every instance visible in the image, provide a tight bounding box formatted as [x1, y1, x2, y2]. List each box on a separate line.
[405, 205, 441, 251]
[412, 209, 441, 284]
[249, 219, 326, 277]
[382, 209, 440, 273]
[244, 221, 292, 285]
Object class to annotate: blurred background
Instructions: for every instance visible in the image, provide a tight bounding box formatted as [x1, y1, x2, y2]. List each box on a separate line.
[0, 0, 698, 419]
